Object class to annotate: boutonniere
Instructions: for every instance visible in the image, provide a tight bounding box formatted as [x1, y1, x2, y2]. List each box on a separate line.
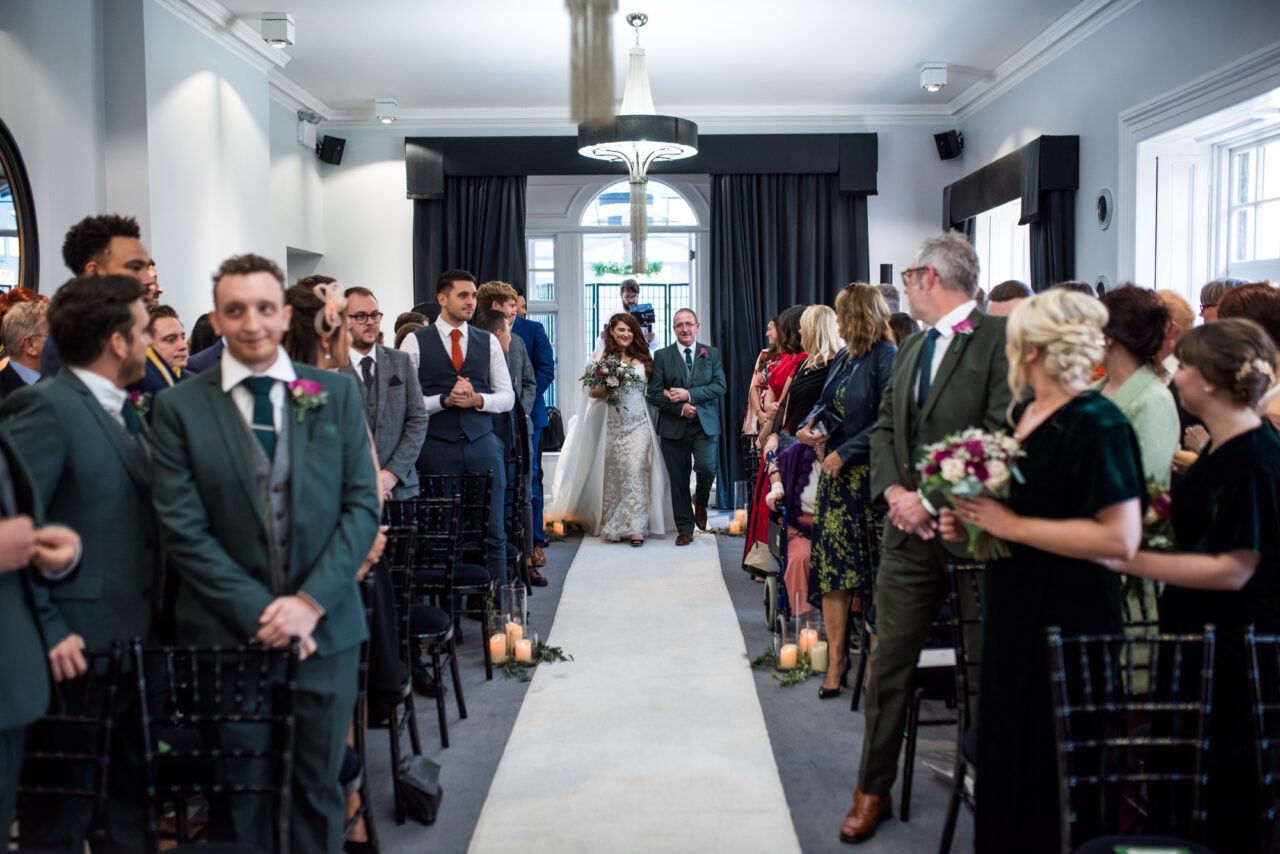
[698, 347, 708, 359]
[288, 379, 328, 423]
[128, 390, 151, 432]
[950, 318, 975, 353]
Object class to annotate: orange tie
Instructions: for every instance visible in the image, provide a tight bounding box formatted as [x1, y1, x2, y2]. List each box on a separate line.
[450, 328, 464, 372]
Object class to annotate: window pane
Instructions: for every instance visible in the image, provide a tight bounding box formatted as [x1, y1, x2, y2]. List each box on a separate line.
[530, 237, 555, 269]
[579, 179, 698, 227]
[1258, 200, 1280, 261]
[531, 270, 555, 303]
[582, 232, 693, 353]
[1233, 206, 1255, 262]
[1263, 141, 1280, 201]
[528, 312, 557, 409]
[1236, 149, 1255, 205]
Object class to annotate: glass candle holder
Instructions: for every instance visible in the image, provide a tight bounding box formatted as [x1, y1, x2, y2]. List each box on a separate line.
[733, 481, 749, 526]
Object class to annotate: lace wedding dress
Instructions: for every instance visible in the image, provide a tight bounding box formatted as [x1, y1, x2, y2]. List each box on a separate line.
[550, 362, 675, 540]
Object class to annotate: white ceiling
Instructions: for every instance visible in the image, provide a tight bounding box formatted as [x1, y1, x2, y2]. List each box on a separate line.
[212, 0, 1132, 128]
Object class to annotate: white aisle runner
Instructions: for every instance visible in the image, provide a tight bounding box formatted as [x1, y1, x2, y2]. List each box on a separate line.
[468, 535, 801, 853]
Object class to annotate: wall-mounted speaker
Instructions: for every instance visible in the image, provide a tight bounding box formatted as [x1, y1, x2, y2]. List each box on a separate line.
[316, 135, 346, 166]
[1096, 189, 1114, 231]
[879, 263, 893, 285]
[934, 130, 963, 161]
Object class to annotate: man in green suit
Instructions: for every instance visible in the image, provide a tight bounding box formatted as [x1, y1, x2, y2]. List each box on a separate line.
[3, 273, 159, 852]
[0, 438, 82, 833]
[647, 309, 727, 546]
[840, 233, 1012, 843]
[149, 254, 379, 854]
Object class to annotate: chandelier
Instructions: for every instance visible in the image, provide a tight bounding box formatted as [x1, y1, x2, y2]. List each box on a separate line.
[577, 12, 698, 274]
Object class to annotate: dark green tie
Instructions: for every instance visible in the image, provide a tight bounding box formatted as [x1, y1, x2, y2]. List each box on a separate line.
[684, 347, 693, 382]
[121, 400, 143, 436]
[916, 328, 942, 407]
[243, 376, 277, 459]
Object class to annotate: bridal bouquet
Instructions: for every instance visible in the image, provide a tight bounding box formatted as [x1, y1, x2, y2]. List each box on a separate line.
[917, 428, 1025, 561]
[580, 354, 645, 406]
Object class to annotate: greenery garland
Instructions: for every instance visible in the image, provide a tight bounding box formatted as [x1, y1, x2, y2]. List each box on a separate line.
[589, 261, 664, 278]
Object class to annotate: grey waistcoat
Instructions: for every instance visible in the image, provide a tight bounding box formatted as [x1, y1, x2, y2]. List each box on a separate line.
[236, 412, 293, 595]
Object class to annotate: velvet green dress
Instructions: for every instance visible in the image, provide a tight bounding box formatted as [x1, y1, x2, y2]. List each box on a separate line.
[976, 391, 1145, 852]
[1158, 423, 1280, 853]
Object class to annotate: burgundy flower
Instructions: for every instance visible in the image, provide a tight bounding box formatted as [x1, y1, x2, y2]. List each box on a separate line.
[1152, 491, 1172, 520]
[290, 379, 323, 396]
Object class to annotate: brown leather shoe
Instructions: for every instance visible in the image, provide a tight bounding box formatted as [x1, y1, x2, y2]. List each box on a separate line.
[694, 504, 707, 531]
[532, 545, 547, 567]
[528, 567, 548, 587]
[838, 790, 892, 844]
[675, 531, 693, 546]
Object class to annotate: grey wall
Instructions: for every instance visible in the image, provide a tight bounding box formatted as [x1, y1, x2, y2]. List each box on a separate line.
[957, 0, 1280, 287]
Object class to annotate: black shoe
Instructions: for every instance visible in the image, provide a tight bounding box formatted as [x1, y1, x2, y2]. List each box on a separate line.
[344, 840, 376, 854]
[818, 685, 842, 700]
[412, 666, 441, 698]
[529, 567, 549, 587]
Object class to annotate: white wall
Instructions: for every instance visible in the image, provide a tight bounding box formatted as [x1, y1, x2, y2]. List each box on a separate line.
[958, 0, 1280, 288]
[143, 0, 272, 325]
[270, 99, 324, 266]
[0, 0, 106, 291]
[318, 130, 413, 340]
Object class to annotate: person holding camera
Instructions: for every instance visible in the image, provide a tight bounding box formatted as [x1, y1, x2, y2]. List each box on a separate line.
[620, 279, 657, 349]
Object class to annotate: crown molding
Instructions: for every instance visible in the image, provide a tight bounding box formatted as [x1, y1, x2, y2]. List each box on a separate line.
[268, 71, 334, 120]
[152, 0, 290, 74]
[951, 0, 1142, 120]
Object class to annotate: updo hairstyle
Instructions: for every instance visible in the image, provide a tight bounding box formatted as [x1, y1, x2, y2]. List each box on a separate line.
[1099, 284, 1169, 366]
[1175, 318, 1276, 409]
[1005, 288, 1108, 404]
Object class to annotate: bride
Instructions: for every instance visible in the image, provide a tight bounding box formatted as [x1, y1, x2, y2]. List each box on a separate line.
[550, 312, 674, 545]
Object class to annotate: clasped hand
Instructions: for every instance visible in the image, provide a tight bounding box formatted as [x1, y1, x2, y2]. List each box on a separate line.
[664, 387, 690, 404]
[445, 376, 480, 408]
[886, 488, 937, 540]
[0, 516, 81, 576]
[939, 496, 1019, 542]
[256, 596, 321, 659]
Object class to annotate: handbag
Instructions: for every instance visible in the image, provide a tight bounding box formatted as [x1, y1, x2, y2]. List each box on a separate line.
[396, 754, 444, 825]
[542, 405, 566, 452]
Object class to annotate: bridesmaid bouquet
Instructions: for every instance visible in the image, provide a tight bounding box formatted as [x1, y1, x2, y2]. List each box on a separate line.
[1142, 479, 1175, 552]
[917, 428, 1025, 560]
[580, 354, 645, 406]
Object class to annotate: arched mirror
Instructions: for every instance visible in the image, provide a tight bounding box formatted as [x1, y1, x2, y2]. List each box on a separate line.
[0, 117, 39, 294]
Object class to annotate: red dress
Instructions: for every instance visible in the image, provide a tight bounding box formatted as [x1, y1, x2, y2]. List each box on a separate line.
[743, 352, 807, 565]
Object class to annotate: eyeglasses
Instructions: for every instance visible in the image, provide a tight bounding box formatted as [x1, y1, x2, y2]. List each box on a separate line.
[1199, 304, 1215, 312]
[350, 312, 384, 324]
[900, 266, 927, 287]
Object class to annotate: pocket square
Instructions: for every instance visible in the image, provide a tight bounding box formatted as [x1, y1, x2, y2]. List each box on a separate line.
[389, 376, 404, 387]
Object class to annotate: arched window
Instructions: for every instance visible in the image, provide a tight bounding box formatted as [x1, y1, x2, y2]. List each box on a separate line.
[579, 179, 699, 228]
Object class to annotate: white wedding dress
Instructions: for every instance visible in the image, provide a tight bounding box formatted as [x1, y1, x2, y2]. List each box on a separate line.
[550, 362, 674, 540]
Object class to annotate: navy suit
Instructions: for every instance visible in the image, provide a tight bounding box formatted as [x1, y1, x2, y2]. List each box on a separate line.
[41, 338, 178, 399]
[183, 339, 225, 374]
[511, 315, 554, 546]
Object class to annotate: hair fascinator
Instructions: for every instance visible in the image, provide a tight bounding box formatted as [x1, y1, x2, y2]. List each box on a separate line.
[1236, 357, 1276, 387]
[312, 281, 347, 339]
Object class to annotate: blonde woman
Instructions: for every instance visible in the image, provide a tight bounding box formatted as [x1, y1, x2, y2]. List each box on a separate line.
[792, 285, 894, 696]
[938, 289, 1145, 852]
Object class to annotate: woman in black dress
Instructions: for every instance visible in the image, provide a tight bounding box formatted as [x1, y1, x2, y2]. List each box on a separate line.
[1098, 318, 1280, 853]
[940, 289, 1146, 852]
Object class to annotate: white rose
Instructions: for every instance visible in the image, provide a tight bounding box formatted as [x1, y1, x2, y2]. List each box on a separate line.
[940, 457, 966, 483]
[984, 460, 1010, 491]
[606, 376, 620, 387]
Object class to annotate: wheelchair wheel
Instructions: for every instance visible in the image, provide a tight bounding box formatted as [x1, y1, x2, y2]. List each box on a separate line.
[764, 574, 778, 627]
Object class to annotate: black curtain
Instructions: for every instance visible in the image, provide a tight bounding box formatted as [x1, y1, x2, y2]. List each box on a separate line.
[709, 173, 870, 491]
[1025, 191, 1075, 291]
[412, 175, 528, 307]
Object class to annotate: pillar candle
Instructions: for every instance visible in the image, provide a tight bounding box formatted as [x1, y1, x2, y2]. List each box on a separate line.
[735, 508, 747, 524]
[728, 520, 742, 535]
[553, 521, 566, 536]
[798, 628, 818, 654]
[515, 638, 534, 664]
[778, 643, 798, 670]
[489, 633, 507, 661]
[505, 621, 523, 652]
[809, 641, 829, 672]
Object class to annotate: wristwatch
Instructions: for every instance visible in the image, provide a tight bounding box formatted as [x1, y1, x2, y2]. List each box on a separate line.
[439, 393, 449, 409]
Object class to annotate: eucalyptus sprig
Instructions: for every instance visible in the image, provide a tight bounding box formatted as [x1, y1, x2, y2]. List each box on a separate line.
[499, 639, 574, 681]
[749, 645, 815, 687]
[708, 526, 745, 538]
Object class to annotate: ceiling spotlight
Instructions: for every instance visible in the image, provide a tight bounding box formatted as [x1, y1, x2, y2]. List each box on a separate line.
[374, 98, 399, 124]
[920, 63, 947, 93]
[261, 12, 294, 47]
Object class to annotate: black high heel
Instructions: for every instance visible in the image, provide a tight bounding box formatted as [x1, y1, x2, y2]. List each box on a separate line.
[818, 656, 852, 699]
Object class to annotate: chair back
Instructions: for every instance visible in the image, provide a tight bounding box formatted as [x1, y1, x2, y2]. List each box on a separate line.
[17, 644, 126, 843]
[1046, 625, 1215, 854]
[409, 498, 461, 615]
[379, 525, 418, 669]
[1246, 629, 1280, 849]
[419, 472, 492, 569]
[945, 561, 984, 729]
[382, 498, 417, 528]
[133, 640, 301, 854]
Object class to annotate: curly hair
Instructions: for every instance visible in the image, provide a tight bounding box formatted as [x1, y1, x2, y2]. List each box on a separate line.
[61, 214, 141, 275]
[1100, 285, 1168, 366]
[1216, 283, 1280, 349]
[1006, 289, 1108, 405]
[835, 283, 893, 356]
[1176, 318, 1276, 408]
[48, 274, 148, 367]
[477, 280, 519, 312]
[602, 312, 653, 377]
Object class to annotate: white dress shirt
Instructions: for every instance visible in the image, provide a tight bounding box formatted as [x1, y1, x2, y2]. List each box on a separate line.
[919, 299, 978, 389]
[69, 366, 129, 427]
[349, 346, 376, 379]
[401, 315, 514, 416]
[220, 346, 297, 432]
